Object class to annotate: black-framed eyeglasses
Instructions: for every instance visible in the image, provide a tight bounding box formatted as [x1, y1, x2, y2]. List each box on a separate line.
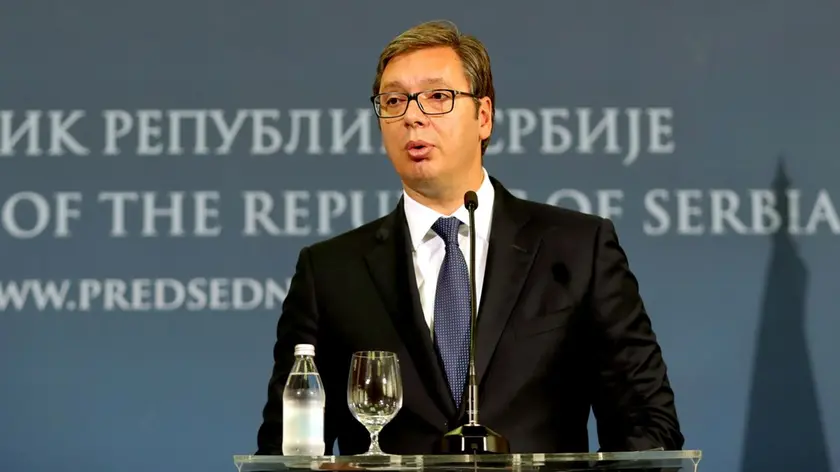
[370, 88, 477, 118]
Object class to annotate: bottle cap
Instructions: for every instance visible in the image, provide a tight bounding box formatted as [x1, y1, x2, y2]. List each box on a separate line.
[294, 343, 315, 356]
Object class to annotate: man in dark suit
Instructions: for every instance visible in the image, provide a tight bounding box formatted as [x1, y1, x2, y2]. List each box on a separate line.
[256, 20, 683, 455]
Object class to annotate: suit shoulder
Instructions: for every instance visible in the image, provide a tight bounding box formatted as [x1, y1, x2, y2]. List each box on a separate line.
[515, 198, 607, 233]
[303, 213, 388, 256]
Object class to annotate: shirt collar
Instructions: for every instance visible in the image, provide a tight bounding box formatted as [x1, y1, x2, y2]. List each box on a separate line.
[402, 168, 495, 251]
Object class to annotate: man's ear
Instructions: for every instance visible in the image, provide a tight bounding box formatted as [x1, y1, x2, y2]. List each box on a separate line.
[478, 97, 493, 141]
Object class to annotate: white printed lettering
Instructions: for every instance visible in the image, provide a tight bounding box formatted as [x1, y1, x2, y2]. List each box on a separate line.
[647, 108, 675, 155]
[1, 192, 50, 238]
[577, 108, 621, 156]
[102, 110, 133, 156]
[0, 110, 42, 157]
[643, 188, 838, 235]
[709, 189, 749, 235]
[137, 109, 164, 155]
[53, 192, 83, 237]
[623, 108, 641, 165]
[284, 109, 322, 154]
[330, 109, 374, 154]
[210, 109, 248, 155]
[47, 110, 89, 156]
[167, 110, 210, 155]
[0, 192, 81, 239]
[539, 108, 573, 155]
[507, 108, 537, 154]
[317, 191, 347, 235]
[805, 190, 840, 233]
[250, 109, 283, 155]
[750, 190, 780, 235]
[242, 191, 282, 236]
[141, 192, 185, 237]
[98, 191, 139, 237]
[194, 191, 222, 236]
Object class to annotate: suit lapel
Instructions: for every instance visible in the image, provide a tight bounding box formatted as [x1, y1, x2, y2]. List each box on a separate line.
[364, 202, 457, 422]
[473, 180, 540, 390]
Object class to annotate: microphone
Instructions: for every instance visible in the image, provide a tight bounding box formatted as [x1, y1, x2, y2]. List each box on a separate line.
[439, 190, 510, 454]
[463, 191, 480, 427]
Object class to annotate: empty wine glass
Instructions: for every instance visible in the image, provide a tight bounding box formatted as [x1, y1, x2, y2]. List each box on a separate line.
[347, 351, 403, 455]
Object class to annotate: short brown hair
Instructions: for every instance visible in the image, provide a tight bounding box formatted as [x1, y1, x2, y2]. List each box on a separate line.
[372, 20, 496, 155]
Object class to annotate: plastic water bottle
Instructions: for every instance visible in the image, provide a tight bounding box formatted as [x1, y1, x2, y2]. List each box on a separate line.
[282, 343, 326, 456]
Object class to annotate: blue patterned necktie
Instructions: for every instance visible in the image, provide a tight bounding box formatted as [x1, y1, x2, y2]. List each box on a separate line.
[431, 216, 471, 408]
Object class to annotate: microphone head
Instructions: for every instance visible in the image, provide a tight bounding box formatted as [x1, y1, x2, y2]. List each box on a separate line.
[464, 190, 479, 211]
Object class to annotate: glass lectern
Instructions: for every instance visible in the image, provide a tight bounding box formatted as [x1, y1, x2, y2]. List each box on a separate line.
[233, 450, 702, 472]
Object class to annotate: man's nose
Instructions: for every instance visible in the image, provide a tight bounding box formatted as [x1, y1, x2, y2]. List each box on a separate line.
[402, 98, 428, 126]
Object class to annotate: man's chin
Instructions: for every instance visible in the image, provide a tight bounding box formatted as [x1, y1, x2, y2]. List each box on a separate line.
[402, 175, 460, 204]
[400, 162, 438, 182]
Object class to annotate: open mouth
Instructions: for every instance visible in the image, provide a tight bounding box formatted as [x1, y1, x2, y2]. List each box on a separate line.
[406, 141, 432, 159]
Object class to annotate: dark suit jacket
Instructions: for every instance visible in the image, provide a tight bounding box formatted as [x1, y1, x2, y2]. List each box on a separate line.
[256, 176, 683, 455]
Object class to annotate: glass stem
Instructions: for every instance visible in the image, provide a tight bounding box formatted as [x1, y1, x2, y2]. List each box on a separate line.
[368, 429, 382, 454]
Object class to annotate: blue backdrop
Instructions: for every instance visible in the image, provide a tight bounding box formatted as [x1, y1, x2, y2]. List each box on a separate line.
[1, 1, 838, 472]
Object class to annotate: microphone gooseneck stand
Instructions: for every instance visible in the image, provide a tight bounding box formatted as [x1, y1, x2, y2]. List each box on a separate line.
[439, 190, 510, 454]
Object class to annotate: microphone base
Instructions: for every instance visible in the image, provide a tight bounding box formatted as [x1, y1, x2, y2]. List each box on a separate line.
[438, 424, 510, 454]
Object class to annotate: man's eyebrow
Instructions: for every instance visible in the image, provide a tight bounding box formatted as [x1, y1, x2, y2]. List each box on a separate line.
[379, 77, 451, 92]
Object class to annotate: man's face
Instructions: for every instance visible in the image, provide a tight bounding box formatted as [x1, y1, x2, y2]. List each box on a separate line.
[377, 46, 492, 197]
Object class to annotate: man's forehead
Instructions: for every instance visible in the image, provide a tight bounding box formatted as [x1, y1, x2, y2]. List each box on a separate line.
[379, 48, 468, 92]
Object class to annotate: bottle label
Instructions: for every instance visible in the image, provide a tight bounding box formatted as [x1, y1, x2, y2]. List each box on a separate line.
[283, 401, 325, 453]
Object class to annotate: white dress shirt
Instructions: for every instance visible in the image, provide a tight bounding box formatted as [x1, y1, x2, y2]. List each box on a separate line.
[402, 168, 495, 336]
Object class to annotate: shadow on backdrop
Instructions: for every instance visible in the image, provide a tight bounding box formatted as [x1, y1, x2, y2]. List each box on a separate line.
[740, 158, 831, 472]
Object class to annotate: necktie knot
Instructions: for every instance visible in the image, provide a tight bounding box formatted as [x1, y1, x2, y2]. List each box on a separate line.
[431, 217, 462, 247]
